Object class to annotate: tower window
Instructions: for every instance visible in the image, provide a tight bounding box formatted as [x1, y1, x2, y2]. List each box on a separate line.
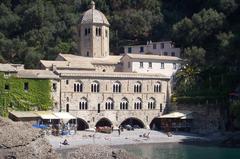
[88, 28, 90, 34]
[140, 46, 144, 52]
[96, 28, 98, 36]
[87, 51, 89, 57]
[105, 30, 108, 37]
[96, 27, 101, 36]
[171, 52, 175, 56]
[85, 28, 88, 36]
[99, 28, 101, 36]
[164, 52, 168, 56]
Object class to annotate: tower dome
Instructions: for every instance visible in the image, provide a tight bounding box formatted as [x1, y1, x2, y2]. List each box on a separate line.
[80, 1, 109, 25]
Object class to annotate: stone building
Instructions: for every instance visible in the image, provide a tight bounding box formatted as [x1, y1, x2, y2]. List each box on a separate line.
[1, 1, 182, 130]
[39, 1, 182, 130]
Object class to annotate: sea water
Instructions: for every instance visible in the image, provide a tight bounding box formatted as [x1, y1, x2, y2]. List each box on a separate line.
[120, 143, 240, 159]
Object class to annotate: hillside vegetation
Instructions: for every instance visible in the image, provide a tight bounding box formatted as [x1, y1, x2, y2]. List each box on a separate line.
[0, 0, 239, 99]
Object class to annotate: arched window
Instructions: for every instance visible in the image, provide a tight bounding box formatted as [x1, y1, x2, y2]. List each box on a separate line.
[74, 82, 83, 92]
[79, 98, 88, 110]
[120, 98, 128, 110]
[105, 98, 114, 110]
[91, 81, 100, 92]
[148, 98, 156, 109]
[134, 98, 142, 110]
[134, 81, 142, 93]
[113, 81, 121, 93]
[154, 82, 161, 93]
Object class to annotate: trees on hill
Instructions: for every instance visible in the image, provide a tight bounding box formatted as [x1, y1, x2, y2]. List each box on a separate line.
[0, 0, 239, 98]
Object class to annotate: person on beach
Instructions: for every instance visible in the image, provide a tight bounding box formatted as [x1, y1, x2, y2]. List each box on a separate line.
[62, 139, 69, 145]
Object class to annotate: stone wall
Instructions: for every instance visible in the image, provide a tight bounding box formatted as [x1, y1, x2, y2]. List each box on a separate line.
[172, 104, 224, 134]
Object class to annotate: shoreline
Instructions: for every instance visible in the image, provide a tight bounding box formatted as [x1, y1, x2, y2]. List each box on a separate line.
[46, 129, 212, 150]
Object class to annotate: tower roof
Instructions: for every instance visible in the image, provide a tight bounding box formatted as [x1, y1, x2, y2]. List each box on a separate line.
[80, 1, 109, 25]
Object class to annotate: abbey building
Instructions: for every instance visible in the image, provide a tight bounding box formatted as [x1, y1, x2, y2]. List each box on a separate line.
[1, 1, 182, 130]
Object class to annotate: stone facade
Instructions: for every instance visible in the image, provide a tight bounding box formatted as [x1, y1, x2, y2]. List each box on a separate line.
[58, 74, 169, 128]
[38, 1, 182, 130]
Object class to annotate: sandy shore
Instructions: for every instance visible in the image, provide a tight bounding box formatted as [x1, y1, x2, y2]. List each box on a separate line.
[46, 129, 209, 150]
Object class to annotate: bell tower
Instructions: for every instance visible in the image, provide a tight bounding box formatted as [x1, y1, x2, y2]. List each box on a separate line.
[78, 1, 110, 58]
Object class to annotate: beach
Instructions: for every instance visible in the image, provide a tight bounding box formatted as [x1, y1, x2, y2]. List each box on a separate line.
[46, 129, 209, 150]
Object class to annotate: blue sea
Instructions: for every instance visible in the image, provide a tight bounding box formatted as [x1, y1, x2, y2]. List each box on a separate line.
[119, 143, 240, 159]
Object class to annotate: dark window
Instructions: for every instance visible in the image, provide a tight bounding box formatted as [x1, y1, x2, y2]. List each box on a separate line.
[66, 104, 69, 112]
[140, 46, 144, 52]
[96, 28, 98, 36]
[160, 104, 163, 112]
[154, 82, 161, 92]
[105, 30, 108, 37]
[85, 28, 88, 36]
[164, 52, 168, 56]
[86, 51, 89, 57]
[91, 82, 100, 92]
[24, 82, 29, 91]
[66, 80, 69, 85]
[88, 28, 90, 34]
[53, 83, 57, 91]
[74, 83, 83, 92]
[161, 43, 164, 49]
[5, 84, 9, 90]
[128, 62, 131, 68]
[149, 62, 152, 68]
[97, 104, 100, 113]
[128, 47, 132, 53]
[161, 63, 164, 69]
[153, 44, 157, 49]
[99, 28, 101, 36]
[134, 82, 142, 93]
[171, 52, 175, 56]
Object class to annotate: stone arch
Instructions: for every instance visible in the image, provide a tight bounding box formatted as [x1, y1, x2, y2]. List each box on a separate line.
[77, 118, 89, 131]
[95, 118, 112, 127]
[149, 117, 161, 130]
[120, 117, 145, 128]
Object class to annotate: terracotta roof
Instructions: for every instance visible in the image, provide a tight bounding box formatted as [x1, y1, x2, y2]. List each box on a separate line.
[124, 53, 181, 61]
[0, 63, 17, 72]
[17, 69, 59, 79]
